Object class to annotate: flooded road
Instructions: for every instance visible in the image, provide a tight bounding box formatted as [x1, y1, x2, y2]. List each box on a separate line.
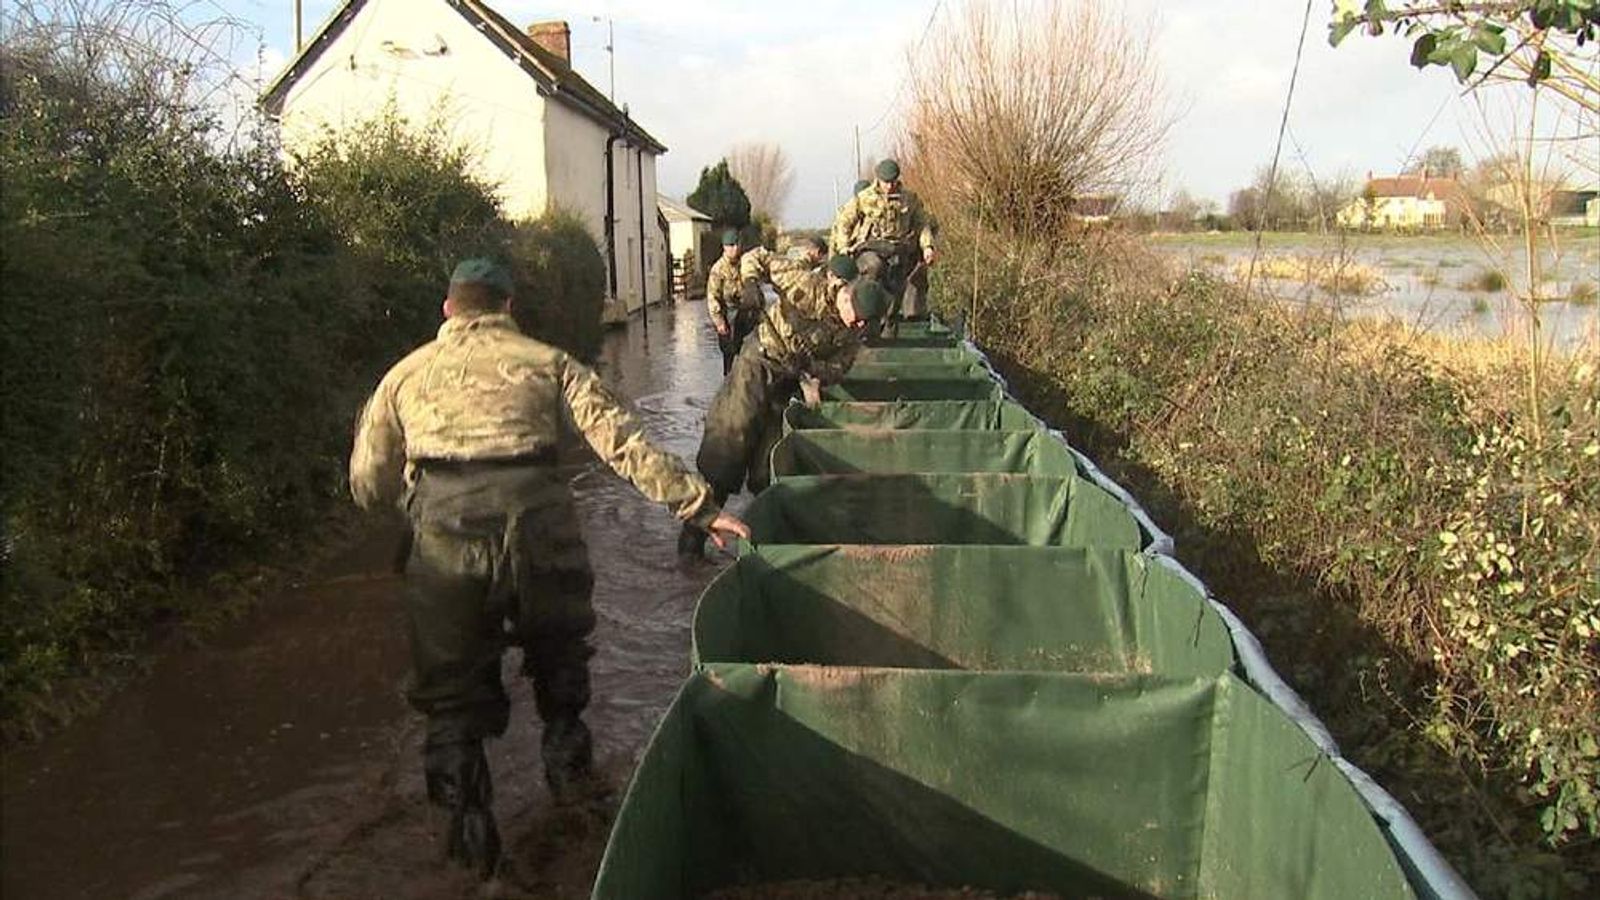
[1, 300, 733, 899]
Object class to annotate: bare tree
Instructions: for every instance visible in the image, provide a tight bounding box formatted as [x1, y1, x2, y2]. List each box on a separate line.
[899, 0, 1172, 237]
[725, 141, 795, 224]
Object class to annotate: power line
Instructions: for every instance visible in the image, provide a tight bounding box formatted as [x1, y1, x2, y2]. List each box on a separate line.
[1244, 0, 1316, 299]
[858, 0, 944, 138]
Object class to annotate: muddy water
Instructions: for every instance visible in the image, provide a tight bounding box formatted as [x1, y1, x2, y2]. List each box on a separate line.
[1, 301, 734, 899]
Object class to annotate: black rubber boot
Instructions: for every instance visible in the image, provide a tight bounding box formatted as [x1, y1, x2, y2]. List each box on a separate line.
[423, 740, 501, 880]
[543, 714, 609, 807]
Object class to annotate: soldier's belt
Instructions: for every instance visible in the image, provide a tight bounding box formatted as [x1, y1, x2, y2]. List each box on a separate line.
[412, 448, 559, 472]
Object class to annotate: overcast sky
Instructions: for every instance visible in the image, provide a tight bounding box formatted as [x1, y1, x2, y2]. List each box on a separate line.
[221, 0, 1561, 226]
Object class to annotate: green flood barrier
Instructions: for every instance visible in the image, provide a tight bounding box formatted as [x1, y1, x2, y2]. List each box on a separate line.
[846, 361, 994, 381]
[693, 545, 1233, 677]
[874, 333, 961, 348]
[593, 666, 1419, 900]
[888, 319, 955, 338]
[770, 429, 1085, 479]
[854, 346, 979, 366]
[742, 473, 1147, 550]
[824, 378, 1002, 402]
[783, 399, 1040, 432]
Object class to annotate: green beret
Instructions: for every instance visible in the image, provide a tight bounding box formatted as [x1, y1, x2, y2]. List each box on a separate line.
[450, 258, 515, 297]
[720, 228, 740, 246]
[875, 158, 900, 182]
[852, 179, 871, 194]
[850, 279, 890, 321]
[826, 254, 859, 281]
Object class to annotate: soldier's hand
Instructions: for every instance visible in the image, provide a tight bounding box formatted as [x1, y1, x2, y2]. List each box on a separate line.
[706, 513, 751, 550]
[714, 320, 729, 337]
[800, 378, 823, 409]
[923, 246, 938, 266]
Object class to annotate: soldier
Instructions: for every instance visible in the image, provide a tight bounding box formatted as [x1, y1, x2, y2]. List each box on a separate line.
[830, 158, 939, 319]
[705, 229, 759, 375]
[350, 259, 749, 878]
[738, 234, 831, 317]
[678, 254, 890, 558]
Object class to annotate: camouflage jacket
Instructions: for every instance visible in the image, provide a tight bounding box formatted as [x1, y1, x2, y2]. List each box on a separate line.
[739, 247, 862, 383]
[739, 247, 831, 318]
[704, 255, 754, 329]
[829, 185, 937, 255]
[349, 313, 718, 527]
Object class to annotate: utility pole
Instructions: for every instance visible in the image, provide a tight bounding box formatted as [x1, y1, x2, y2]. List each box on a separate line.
[592, 16, 615, 102]
[294, 0, 303, 52]
[854, 125, 862, 178]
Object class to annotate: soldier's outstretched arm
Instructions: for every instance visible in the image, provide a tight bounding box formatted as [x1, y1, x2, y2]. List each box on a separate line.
[738, 246, 773, 284]
[829, 196, 861, 254]
[705, 266, 730, 331]
[559, 356, 722, 528]
[349, 379, 406, 511]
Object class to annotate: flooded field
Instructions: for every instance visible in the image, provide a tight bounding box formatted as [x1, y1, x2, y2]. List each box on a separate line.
[0, 301, 734, 899]
[1148, 231, 1600, 350]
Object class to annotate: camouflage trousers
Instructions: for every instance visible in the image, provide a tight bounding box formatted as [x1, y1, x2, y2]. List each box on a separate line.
[696, 341, 798, 500]
[401, 461, 596, 793]
[718, 307, 761, 376]
[857, 248, 930, 319]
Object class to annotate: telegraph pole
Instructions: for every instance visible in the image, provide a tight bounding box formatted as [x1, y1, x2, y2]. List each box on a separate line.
[294, 0, 303, 51]
[592, 16, 615, 102]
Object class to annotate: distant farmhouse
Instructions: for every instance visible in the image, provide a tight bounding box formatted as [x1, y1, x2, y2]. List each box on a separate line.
[1337, 173, 1467, 231]
[260, 0, 670, 315]
[1485, 183, 1600, 228]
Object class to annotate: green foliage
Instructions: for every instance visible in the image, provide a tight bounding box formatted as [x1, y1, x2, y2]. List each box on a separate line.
[687, 159, 752, 230]
[932, 219, 1600, 894]
[1, 46, 359, 731]
[0, 51, 602, 735]
[287, 109, 511, 365]
[507, 209, 607, 360]
[1463, 268, 1510, 292]
[1330, 1, 1600, 88]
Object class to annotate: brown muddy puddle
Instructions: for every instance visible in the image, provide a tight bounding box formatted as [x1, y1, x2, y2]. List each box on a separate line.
[1, 302, 737, 899]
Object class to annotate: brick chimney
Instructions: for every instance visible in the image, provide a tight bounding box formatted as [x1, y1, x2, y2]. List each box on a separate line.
[527, 21, 570, 62]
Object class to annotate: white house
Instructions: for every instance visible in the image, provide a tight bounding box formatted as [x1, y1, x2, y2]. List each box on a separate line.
[657, 195, 712, 297]
[260, 0, 669, 314]
[1336, 175, 1464, 230]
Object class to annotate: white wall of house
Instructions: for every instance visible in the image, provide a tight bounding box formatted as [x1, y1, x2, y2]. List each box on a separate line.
[275, 0, 668, 310]
[542, 103, 664, 309]
[275, 0, 551, 221]
[1336, 196, 1447, 229]
[543, 98, 610, 241]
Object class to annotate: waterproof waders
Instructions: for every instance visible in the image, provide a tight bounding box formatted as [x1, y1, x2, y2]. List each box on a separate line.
[679, 342, 797, 557]
[402, 460, 601, 876]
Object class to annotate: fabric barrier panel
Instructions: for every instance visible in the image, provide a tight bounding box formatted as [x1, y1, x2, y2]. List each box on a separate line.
[592, 666, 1419, 900]
[782, 399, 1041, 432]
[845, 361, 995, 382]
[741, 473, 1148, 550]
[692, 545, 1234, 677]
[769, 429, 1087, 479]
[824, 378, 1003, 402]
[854, 347, 980, 366]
